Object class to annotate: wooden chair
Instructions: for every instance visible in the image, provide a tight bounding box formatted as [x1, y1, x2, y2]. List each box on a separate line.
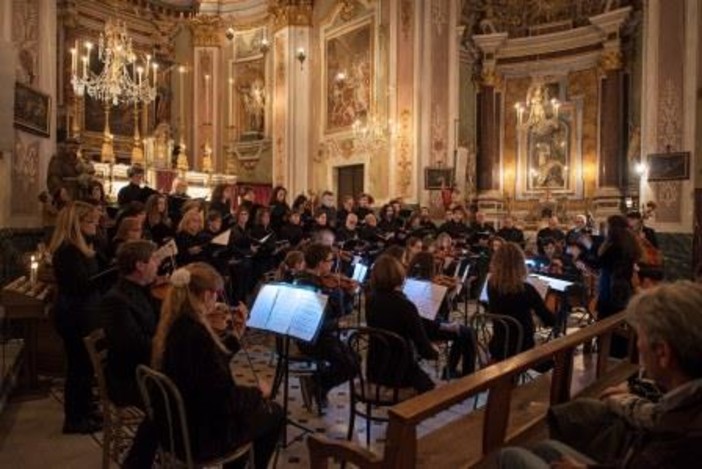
[135, 364, 253, 469]
[83, 329, 143, 469]
[345, 327, 417, 446]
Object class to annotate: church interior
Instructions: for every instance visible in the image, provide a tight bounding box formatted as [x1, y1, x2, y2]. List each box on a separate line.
[1, 0, 702, 468]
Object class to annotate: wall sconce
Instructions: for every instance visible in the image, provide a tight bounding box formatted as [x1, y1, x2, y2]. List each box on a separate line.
[259, 37, 270, 55]
[335, 71, 346, 82]
[635, 161, 647, 176]
[225, 27, 235, 41]
[296, 47, 306, 69]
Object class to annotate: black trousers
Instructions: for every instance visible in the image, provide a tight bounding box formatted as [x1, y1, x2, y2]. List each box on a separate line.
[224, 401, 284, 469]
[297, 333, 357, 395]
[428, 325, 477, 376]
[57, 326, 94, 424]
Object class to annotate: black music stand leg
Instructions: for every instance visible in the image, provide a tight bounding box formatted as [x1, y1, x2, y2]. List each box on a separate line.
[279, 335, 314, 448]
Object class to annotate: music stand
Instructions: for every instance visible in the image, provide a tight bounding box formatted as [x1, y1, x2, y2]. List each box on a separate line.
[247, 282, 328, 447]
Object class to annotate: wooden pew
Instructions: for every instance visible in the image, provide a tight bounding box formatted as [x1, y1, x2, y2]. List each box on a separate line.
[308, 311, 636, 468]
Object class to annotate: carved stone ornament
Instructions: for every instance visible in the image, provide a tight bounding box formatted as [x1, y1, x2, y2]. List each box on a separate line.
[480, 67, 501, 88]
[190, 15, 222, 47]
[269, 0, 313, 32]
[598, 49, 623, 72]
[396, 109, 413, 196]
[233, 138, 271, 170]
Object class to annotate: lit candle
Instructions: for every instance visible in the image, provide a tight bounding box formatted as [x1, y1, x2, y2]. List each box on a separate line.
[204, 74, 210, 123]
[30, 255, 38, 286]
[70, 47, 77, 77]
[178, 65, 186, 141]
[137, 66, 144, 86]
[152, 63, 158, 87]
[81, 55, 88, 79]
[228, 77, 234, 129]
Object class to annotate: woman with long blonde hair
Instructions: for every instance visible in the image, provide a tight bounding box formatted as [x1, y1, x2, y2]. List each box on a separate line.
[48, 201, 104, 434]
[151, 263, 283, 468]
[487, 242, 554, 360]
[174, 208, 204, 265]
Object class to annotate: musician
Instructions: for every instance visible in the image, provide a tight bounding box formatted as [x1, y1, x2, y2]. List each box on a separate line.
[318, 191, 338, 229]
[167, 177, 191, 227]
[309, 209, 330, 236]
[565, 214, 589, 246]
[532, 237, 579, 279]
[355, 193, 374, 221]
[359, 213, 386, 246]
[405, 251, 477, 379]
[440, 207, 471, 239]
[268, 185, 290, 233]
[627, 210, 659, 249]
[250, 208, 278, 277]
[496, 215, 525, 247]
[537, 216, 565, 255]
[486, 243, 555, 361]
[405, 236, 423, 266]
[209, 183, 235, 228]
[293, 244, 356, 408]
[109, 216, 144, 260]
[151, 263, 283, 468]
[378, 204, 402, 234]
[275, 250, 305, 282]
[336, 195, 355, 228]
[419, 206, 438, 233]
[48, 201, 104, 433]
[292, 194, 314, 231]
[469, 211, 495, 241]
[144, 194, 174, 246]
[578, 215, 641, 357]
[100, 240, 160, 468]
[238, 186, 261, 229]
[118, 165, 147, 207]
[336, 213, 361, 243]
[279, 211, 305, 247]
[175, 209, 205, 265]
[365, 255, 438, 393]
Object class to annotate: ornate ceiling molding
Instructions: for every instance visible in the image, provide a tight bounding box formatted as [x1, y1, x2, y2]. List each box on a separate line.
[269, 0, 313, 32]
[190, 14, 223, 46]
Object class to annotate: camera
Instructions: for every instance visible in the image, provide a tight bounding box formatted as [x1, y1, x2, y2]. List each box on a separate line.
[225, 27, 235, 41]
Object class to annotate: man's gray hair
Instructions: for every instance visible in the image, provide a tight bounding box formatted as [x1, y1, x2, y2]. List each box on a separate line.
[627, 281, 702, 378]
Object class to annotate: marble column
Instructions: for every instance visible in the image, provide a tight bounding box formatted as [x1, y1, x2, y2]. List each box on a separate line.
[271, 3, 312, 197]
[598, 55, 624, 191]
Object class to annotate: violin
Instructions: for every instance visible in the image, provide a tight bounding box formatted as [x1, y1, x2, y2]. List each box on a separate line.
[150, 279, 171, 301]
[320, 272, 359, 295]
[432, 274, 459, 289]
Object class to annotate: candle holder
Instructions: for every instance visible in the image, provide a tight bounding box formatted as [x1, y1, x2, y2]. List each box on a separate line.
[296, 48, 307, 70]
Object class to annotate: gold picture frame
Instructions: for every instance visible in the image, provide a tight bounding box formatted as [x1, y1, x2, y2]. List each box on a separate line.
[14, 82, 51, 137]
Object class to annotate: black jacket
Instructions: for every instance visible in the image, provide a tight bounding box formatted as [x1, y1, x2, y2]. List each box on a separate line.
[101, 278, 159, 406]
[161, 315, 263, 461]
[366, 290, 438, 391]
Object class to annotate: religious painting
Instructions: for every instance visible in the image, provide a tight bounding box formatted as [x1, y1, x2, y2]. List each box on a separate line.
[234, 60, 266, 140]
[12, 132, 40, 215]
[14, 82, 50, 137]
[526, 119, 570, 191]
[647, 152, 690, 181]
[324, 21, 373, 133]
[424, 167, 454, 190]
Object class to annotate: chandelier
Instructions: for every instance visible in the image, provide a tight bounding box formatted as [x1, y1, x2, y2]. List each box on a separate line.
[70, 19, 158, 106]
[513, 82, 561, 132]
[351, 115, 396, 155]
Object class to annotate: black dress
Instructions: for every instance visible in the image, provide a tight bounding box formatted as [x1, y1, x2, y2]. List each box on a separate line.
[365, 290, 437, 392]
[486, 282, 555, 359]
[52, 242, 102, 427]
[161, 315, 283, 468]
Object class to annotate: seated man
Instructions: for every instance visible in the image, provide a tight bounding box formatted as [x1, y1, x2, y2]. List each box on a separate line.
[101, 240, 161, 468]
[292, 243, 357, 408]
[499, 281, 702, 469]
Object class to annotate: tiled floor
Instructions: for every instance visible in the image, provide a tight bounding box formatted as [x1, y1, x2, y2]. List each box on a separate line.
[0, 301, 600, 468]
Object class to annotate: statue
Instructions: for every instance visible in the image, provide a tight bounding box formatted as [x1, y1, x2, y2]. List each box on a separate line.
[239, 78, 266, 134]
[46, 138, 95, 201]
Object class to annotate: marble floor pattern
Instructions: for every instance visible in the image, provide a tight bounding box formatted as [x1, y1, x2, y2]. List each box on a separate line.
[0, 301, 599, 468]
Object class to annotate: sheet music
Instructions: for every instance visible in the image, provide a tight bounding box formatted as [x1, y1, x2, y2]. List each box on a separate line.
[287, 291, 328, 342]
[211, 229, 231, 246]
[252, 232, 273, 245]
[154, 239, 178, 264]
[479, 274, 490, 303]
[351, 263, 368, 283]
[526, 276, 550, 299]
[402, 279, 447, 321]
[247, 284, 279, 330]
[246, 284, 328, 342]
[530, 274, 574, 293]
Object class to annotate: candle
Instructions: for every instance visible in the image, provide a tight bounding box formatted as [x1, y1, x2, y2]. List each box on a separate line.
[178, 65, 186, 142]
[152, 63, 158, 87]
[137, 66, 144, 86]
[228, 77, 234, 130]
[70, 47, 77, 76]
[30, 255, 38, 286]
[81, 55, 88, 79]
[204, 74, 210, 123]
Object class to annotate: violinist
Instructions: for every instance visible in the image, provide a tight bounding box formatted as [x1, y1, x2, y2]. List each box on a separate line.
[292, 244, 356, 408]
[405, 251, 476, 379]
[100, 240, 161, 467]
[405, 236, 423, 267]
[275, 250, 305, 282]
